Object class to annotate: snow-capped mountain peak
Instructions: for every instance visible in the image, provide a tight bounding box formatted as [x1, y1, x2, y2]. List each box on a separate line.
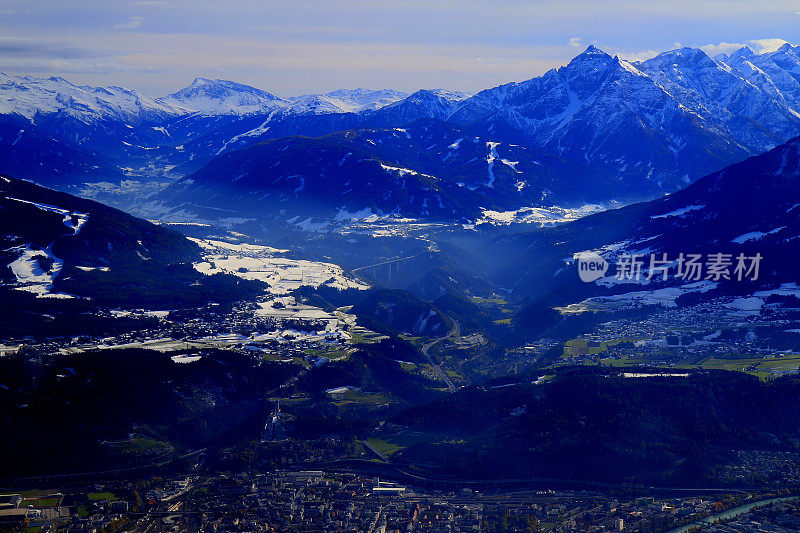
[159, 78, 287, 115]
[566, 45, 614, 66]
[319, 88, 409, 112]
[282, 88, 464, 115]
[0, 72, 178, 122]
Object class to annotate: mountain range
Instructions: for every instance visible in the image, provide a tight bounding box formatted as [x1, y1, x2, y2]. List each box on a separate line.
[4, 43, 800, 224]
[154, 119, 593, 222]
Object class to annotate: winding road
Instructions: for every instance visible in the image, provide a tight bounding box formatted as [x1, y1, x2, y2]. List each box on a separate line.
[420, 319, 460, 392]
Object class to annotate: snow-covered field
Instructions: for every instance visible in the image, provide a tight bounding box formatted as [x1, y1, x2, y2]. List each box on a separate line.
[190, 238, 369, 294]
[557, 281, 800, 320]
[45, 237, 377, 356]
[622, 372, 689, 378]
[62, 296, 365, 357]
[252, 295, 357, 344]
[556, 281, 717, 313]
[476, 204, 606, 227]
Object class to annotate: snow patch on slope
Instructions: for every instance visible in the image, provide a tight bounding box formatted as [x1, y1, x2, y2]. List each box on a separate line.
[731, 226, 785, 243]
[650, 204, 705, 219]
[7, 244, 73, 298]
[8, 197, 88, 235]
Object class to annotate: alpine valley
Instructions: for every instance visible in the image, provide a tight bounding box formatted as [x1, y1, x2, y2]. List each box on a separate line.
[6, 41, 800, 515]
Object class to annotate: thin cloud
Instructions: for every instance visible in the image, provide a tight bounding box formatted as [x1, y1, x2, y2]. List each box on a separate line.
[1, 0, 798, 95]
[749, 38, 790, 53]
[620, 49, 660, 62]
[110, 16, 145, 30]
[133, 1, 171, 7]
[0, 57, 166, 76]
[700, 42, 748, 57]
[0, 36, 111, 59]
[701, 38, 791, 57]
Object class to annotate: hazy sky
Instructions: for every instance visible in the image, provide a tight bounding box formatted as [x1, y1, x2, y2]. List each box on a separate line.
[1, 0, 799, 97]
